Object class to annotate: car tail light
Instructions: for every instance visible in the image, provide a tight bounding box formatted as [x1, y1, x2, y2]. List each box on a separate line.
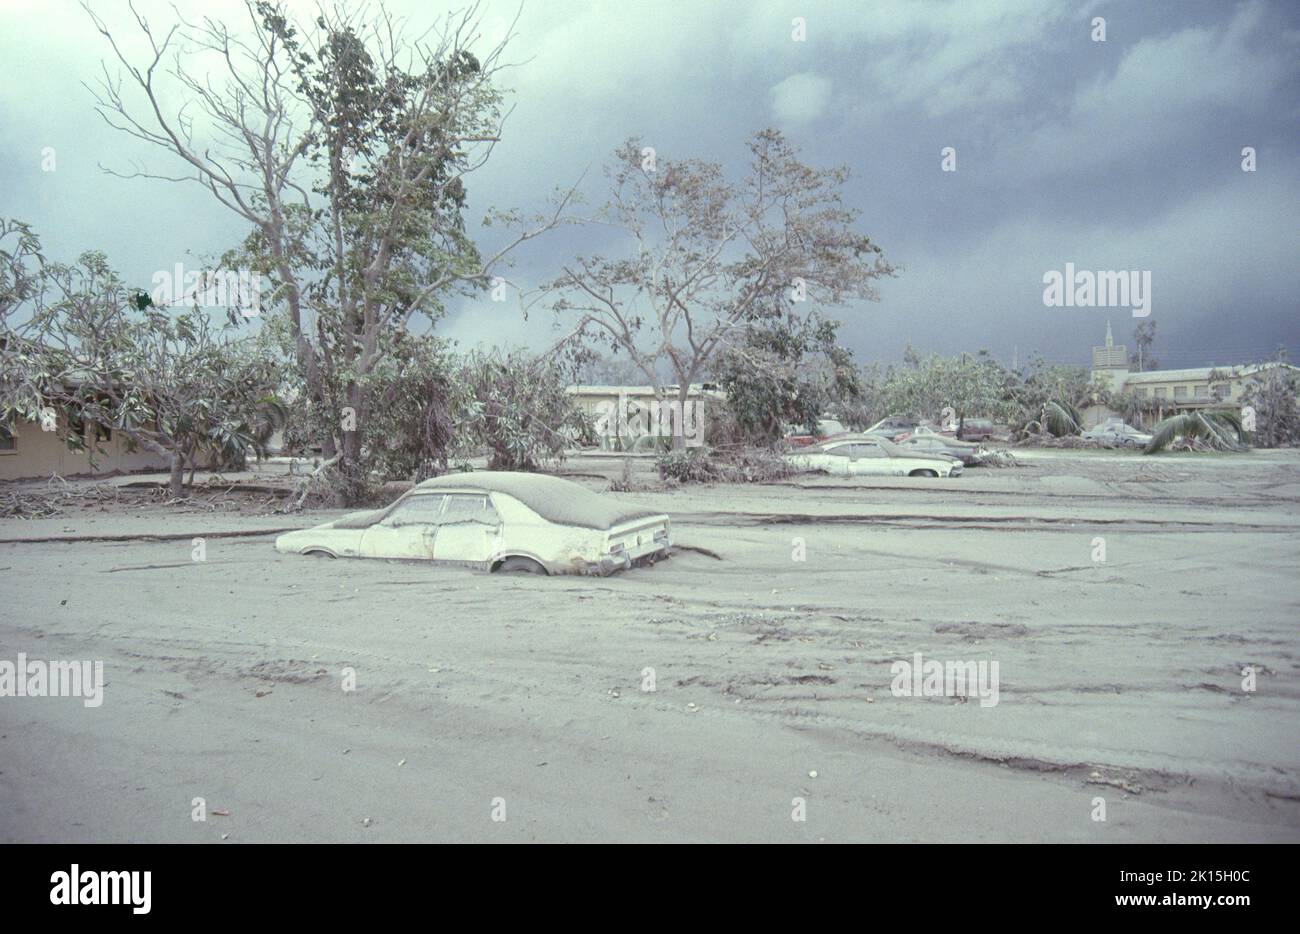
[653, 528, 669, 542]
[608, 541, 625, 555]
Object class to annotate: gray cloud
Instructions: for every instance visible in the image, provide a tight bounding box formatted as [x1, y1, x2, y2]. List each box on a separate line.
[2, 0, 1296, 370]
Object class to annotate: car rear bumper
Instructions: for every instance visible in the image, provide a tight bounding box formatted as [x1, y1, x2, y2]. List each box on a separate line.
[595, 543, 671, 575]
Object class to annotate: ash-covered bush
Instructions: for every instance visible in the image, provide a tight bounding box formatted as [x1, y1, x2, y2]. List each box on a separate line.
[657, 446, 796, 484]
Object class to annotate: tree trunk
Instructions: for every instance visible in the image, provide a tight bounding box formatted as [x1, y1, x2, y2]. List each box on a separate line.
[167, 451, 185, 499]
[338, 381, 366, 505]
[672, 383, 692, 451]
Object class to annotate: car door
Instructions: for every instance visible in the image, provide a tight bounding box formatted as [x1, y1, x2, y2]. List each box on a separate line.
[359, 493, 446, 559]
[814, 443, 853, 475]
[431, 493, 504, 566]
[843, 442, 895, 475]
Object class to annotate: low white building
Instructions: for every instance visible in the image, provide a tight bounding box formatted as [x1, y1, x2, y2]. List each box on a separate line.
[1087, 322, 1298, 426]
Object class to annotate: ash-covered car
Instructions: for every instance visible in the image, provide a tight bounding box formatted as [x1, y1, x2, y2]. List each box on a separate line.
[1081, 420, 1153, 448]
[894, 429, 985, 466]
[786, 435, 964, 477]
[862, 415, 920, 441]
[955, 418, 1002, 442]
[274, 472, 670, 575]
[783, 417, 850, 448]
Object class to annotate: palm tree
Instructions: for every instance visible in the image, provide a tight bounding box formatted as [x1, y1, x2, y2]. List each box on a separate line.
[1144, 409, 1245, 454]
[1022, 399, 1083, 437]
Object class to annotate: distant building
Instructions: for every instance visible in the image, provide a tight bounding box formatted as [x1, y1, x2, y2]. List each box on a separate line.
[1086, 322, 1299, 426]
[0, 410, 169, 482]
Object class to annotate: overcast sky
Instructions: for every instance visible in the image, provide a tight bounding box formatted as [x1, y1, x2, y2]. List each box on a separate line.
[2, 0, 1297, 370]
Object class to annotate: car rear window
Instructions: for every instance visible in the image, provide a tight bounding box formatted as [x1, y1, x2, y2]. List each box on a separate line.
[442, 494, 498, 524]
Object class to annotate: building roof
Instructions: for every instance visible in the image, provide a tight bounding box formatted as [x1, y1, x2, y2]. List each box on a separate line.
[1121, 361, 1298, 384]
[1122, 367, 1219, 383]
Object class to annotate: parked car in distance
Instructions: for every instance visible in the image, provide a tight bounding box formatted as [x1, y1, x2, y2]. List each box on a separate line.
[274, 472, 671, 575]
[1081, 420, 1153, 448]
[896, 424, 955, 442]
[863, 416, 920, 441]
[956, 418, 1001, 442]
[786, 435, 964, 477]
[784, 417, 850, 448]
[894, 433, 985, 466]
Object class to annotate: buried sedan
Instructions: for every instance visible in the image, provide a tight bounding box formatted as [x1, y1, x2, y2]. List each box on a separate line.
[893, 428, 986, 466]
[785, 435, 964, 477]
[274, 472, 671, 575]
[1080, 419, 1153, 447]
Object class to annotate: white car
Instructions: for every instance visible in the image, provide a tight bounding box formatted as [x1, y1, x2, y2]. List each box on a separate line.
[785, 436, 963, 477]
[1080, 421, 1153, 447]
[274, 472, 671, 576]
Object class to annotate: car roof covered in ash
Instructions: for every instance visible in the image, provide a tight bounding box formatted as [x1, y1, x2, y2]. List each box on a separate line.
[804, 434, 904, 455]
[413, 471, 663, 530]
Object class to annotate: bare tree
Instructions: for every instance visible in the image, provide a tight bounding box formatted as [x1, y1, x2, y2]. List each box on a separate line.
[544, 130, 894, 447]
[84, 0, 574, 500]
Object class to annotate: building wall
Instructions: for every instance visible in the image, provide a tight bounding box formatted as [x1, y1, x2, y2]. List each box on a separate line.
[1125, 376, 1241, 410]
[0, 415, 170, 482]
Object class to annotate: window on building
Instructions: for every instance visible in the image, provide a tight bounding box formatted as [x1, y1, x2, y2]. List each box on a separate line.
[65, 409, 111, 444]
[1174, 385, 1188, 399]
[1194, 384, 1209, 399]
[1154, 387, 1167, 399]
[1135, 387, 1148, 398]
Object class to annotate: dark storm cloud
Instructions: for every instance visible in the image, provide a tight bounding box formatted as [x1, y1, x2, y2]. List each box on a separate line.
[2, 0, 1296, 369]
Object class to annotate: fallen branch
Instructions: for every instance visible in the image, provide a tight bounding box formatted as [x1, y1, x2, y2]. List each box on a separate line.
[287, 454, 341, 511]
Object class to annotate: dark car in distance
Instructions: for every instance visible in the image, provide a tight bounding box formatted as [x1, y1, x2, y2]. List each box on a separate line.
[956, 418, 1000, 442]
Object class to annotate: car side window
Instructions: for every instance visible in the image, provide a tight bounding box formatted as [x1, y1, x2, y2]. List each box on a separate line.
[849, 443, 886, 458]
[383, 494, 446, 526]
[822, 444, 851, 457]
[441, 494, 499, 525]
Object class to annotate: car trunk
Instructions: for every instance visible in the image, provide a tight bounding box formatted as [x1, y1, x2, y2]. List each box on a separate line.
[603, 515, 671, 564]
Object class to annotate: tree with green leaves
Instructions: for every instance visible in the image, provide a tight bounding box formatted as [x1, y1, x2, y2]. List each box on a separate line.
[864, 348, 1017, 431]
[712, 312, 860, 443]
[456, 349, 588, 470]
[0, 221, 284, 496]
